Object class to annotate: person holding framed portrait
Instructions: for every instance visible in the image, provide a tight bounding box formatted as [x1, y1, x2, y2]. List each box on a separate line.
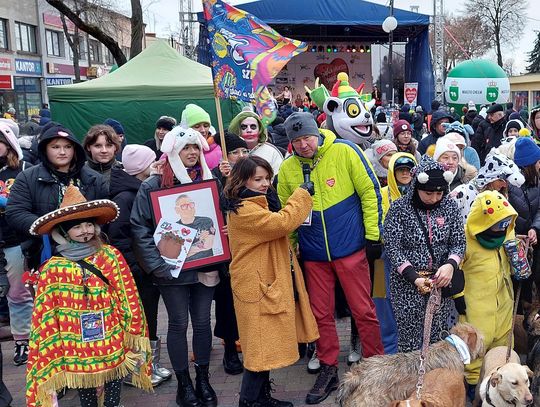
[131, 127, 224, 407]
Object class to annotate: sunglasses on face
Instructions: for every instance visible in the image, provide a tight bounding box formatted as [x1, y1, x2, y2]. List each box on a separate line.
[176, 202, 195, 210]
[240, 124, 258, 131]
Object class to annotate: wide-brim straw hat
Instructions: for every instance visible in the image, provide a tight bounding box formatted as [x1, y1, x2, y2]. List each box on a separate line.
[30, 184, 119, 236]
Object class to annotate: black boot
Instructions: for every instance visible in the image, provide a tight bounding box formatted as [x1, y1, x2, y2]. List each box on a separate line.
[258, 378, 293, 407]
[223, 341, 243, 375]
[194, 364, 217, 407]
[176, 370, 202, 407]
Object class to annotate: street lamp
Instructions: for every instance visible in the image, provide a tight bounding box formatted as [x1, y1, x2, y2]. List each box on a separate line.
[382, 3, 397, 105]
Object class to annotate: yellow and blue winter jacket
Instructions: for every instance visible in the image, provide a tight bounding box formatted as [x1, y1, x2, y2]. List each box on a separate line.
[277, 129, 383, 262]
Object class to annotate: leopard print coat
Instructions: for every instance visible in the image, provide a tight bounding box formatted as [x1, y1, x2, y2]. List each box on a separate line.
[383, 156, 466, 352]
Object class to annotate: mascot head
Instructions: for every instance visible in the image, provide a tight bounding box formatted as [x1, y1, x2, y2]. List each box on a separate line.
[306, 72, 375, 148]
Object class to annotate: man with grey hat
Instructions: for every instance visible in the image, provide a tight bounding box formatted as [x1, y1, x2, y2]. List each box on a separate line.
[278, 112, 384, 405]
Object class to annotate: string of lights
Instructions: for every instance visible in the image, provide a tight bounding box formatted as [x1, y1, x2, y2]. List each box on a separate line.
[309, 44, 371, 53]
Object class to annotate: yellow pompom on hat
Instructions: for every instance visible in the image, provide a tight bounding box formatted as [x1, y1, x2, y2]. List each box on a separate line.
[426, 144, 436, 157]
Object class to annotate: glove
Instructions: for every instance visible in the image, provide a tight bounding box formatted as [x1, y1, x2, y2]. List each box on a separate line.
[153, 264, 174, 280]
[300, 181, 315, 196]
[365, 239, 383, 263]
[454, 296, 466, 315]
[0, 273, 9, 298]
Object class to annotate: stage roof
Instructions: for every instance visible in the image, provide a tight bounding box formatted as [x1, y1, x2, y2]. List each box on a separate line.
[198, 0, 431, 42]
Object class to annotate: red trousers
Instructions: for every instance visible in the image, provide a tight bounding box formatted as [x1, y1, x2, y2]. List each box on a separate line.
[304, 249, 384, 366]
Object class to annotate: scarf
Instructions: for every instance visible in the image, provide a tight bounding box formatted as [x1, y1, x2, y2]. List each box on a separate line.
[412, 188, 443, 210]
[187, 165, 203, 182]
[476, 228, 507, 249]
[396, 142, 415, 156]
[56, 241, 98, 261]
[239, 187, 281, 212]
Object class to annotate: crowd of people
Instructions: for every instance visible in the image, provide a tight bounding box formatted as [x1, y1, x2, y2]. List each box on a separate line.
[0, 93, 537, 407]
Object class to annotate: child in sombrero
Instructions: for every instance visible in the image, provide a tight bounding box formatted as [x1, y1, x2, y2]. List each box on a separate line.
[26, 185, 152, 407]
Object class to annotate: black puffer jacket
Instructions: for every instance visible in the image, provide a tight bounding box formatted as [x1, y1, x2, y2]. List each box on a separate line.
[508, 183, 540, 235]
[472, 117, 507, 165]
[108, 167, 142, 275]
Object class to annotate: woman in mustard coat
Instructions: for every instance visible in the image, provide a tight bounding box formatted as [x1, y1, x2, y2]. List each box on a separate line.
[224, 156, 319, 407]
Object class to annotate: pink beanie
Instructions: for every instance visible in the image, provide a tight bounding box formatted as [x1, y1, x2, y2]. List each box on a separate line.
[122, 144, 155, 175]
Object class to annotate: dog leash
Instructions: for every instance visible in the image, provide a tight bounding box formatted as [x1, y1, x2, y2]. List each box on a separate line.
[416, 286, 442, 400]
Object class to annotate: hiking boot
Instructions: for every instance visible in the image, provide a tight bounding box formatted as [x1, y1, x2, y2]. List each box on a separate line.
[307, 350, 320, 374]
[194, 364, 217, 407]
[258, 378, 293, 407]
[14, 340, 28, 366]
[238, 399, 263, 407]
[176, 370, 202, 407]
[223, 341, 243, 375]
[347, 333, 361, 366]
[305, 364, 339, 404]
[151, 338, 172, 381]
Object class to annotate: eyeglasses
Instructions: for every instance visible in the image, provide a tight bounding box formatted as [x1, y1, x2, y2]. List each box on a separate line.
[228, 148, 249, 156]
[176, 202, 195, 210]
[240, 124, 258, 131]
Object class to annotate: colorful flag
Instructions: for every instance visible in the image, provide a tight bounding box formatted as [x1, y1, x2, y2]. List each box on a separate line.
[202, 0, 307, 125]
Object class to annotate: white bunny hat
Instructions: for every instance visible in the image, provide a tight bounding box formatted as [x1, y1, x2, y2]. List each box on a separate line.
[160, 126, 212, 184]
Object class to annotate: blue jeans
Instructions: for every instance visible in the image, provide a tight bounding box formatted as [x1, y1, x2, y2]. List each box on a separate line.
[159, 283, 215, 372]
[5, 246, 33, 341]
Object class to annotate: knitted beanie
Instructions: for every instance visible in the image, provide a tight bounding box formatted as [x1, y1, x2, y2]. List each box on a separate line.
[122, 145, 155, 175]
[0, 123, 23, 160]
[393, 119, 412, 138]
[155, 116, 177, 131]
[103, 118, 125, 135]
[372, 139, 398, 162]
[214, 132, 248, 155]
[433, 136, 462, 162]
[181, 104, 211, 128]
[514, 137, 540, 167]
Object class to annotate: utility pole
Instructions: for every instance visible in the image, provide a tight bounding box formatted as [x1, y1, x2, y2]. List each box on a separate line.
[179, 0, 196, 59]
[433, 0, 445, 102]
[388, 0, 394, 105]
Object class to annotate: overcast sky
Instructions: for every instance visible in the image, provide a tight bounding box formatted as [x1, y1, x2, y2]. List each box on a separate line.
[119, 0, 538, 75]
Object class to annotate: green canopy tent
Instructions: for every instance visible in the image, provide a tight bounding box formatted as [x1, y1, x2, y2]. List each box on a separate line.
[48, 40, 240, 144]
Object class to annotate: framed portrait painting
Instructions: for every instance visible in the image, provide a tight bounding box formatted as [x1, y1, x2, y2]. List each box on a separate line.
[149, 179, 230, 273]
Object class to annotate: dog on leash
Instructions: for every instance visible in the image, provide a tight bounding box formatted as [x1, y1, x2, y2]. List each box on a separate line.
[523, 302, 540, 405]
[389, 368, 466, 407]
[474, 346, 533, 406]
[337, 323, 484, 407]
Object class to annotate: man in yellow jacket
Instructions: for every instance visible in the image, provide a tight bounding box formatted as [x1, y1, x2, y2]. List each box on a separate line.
[461, 190, 517, 388]
[278, 112, 384, 405]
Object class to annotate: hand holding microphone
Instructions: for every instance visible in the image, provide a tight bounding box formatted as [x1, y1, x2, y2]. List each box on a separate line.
[299, 163, 315, 196]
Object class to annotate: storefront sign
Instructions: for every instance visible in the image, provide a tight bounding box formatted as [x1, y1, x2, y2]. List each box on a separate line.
[47, 62, 87, 76]
[45, 77, 72, 86]
[15, 59, 42, 75]
[0, 75, 12, 89]
[0, 58, 12, 71]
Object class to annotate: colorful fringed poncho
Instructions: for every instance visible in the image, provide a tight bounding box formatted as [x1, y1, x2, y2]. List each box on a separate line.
[26, 244, 153, 407]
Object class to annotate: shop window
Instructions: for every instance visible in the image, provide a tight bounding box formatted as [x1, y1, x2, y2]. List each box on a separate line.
[0, 19, 8, 50]
[511, 91, 529, 111]
[15, 22, 37, 53]
[533, 91, 540, 108]
[46, 30, 63, 57]
[89, 39, 102, 63]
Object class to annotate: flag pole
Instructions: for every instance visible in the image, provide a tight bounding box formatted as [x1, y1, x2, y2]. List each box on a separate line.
[213, 91, 228, 161]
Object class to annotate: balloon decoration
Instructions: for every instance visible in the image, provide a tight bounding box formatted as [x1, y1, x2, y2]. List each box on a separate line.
[382, 16, 398, 33]
[444, 59, 510, 111]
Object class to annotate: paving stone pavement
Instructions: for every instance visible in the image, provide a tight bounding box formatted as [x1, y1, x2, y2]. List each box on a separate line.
[2, 301, 356, 406]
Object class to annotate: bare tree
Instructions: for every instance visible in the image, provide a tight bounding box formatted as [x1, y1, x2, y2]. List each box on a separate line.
[443, 14, 492, 75]
[45, 0, 145, 66]
[465, 0, 528, 67]
[60, 14, 81, 82]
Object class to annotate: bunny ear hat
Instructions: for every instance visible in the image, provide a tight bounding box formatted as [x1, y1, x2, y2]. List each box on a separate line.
[160, 126, 212, 184]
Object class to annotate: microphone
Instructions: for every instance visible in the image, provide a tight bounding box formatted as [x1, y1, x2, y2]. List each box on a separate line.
[302, 163, 311, 184]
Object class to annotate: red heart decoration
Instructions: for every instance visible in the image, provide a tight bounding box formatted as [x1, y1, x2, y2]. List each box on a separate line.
[313, 58, 349, 90]
[405, 87, 418, 104]
[181, 228, 190, 236]
[326, 178, 336, 187]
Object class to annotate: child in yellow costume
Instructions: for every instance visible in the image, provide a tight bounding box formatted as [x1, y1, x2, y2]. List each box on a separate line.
[460, 190, 517, 386]
[381, 152, 417, 216]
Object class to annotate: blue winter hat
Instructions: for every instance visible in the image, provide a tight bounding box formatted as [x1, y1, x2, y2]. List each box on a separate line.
[103, 118, 124, 135]
[514, 137, 540, 167]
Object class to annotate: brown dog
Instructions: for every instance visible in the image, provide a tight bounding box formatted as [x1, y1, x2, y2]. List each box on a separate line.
[388, 368, 466, 407]
[337, 323, 484, 407]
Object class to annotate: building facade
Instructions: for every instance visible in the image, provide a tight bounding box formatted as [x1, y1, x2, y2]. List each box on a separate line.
[0, 0, 137, 122]
[509, 73, 540, 111]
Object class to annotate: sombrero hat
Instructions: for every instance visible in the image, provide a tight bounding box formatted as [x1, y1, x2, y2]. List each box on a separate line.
[30, 184, 119, 236]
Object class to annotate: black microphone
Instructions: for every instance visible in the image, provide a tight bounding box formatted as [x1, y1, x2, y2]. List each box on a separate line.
[302, 163, 311, 184]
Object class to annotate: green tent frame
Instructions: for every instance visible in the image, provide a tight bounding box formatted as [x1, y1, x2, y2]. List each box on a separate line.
[48, 40, 240, 144]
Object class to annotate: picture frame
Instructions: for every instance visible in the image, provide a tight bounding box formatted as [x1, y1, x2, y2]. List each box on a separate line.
[149, 179, 230, 272]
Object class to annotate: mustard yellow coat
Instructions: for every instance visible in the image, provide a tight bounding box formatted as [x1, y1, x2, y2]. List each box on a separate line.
[227, 188, 319, 372]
